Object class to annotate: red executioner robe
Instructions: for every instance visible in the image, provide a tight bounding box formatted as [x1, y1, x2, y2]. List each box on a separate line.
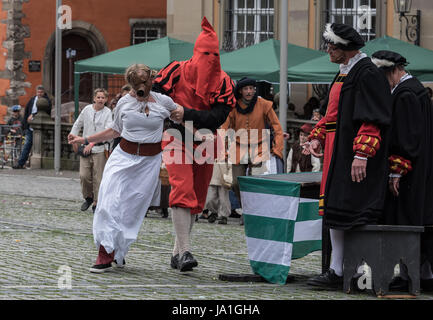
[153, 17, 236, 214]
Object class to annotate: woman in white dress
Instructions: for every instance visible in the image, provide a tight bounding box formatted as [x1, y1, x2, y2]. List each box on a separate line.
[68, 64, 184, 273]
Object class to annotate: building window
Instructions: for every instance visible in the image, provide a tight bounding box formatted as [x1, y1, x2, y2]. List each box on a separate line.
[224, 0, 274, 52]
[130, 19, 166, 45]
[323, 0, 377, 43]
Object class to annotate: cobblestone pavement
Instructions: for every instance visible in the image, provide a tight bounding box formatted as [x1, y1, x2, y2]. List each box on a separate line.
[0, 167, 432, 301]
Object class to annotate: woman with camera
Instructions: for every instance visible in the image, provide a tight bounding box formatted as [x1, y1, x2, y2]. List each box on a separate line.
[68, 64, 184, 273]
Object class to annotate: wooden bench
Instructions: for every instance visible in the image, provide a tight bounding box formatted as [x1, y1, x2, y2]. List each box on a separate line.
[343, 225, 424, 296]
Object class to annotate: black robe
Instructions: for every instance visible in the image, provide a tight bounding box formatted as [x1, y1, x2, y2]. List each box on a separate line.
[323, 57, 392, 230]
[382, 77, 433, 227]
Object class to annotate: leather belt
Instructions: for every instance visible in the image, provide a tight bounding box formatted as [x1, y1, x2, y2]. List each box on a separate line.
[119, 138, 162, 156]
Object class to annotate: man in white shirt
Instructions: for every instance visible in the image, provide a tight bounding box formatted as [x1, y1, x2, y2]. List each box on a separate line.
[70, 88, 113, 213]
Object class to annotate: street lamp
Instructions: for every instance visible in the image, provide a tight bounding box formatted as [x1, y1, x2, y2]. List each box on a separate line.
[393, 0, 420, 46]
[394, 0, 412, 14]
[66, 48, 76, 101]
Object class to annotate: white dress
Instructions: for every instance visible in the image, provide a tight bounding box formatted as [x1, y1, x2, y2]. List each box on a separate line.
[93, 92, 176, 263]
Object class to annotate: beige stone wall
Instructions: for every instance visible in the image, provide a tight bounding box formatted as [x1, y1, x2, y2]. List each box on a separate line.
[166, 0, 214, 43]
[390, 0, 433, 91]
[389, 0, 433, 50]
[287, 0, 310, 117]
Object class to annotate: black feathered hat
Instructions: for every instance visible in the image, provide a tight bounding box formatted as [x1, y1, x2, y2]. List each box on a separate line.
[323, 23, 365, 51]
[371, 50, 409, 70]
[234, 77, 256, 99]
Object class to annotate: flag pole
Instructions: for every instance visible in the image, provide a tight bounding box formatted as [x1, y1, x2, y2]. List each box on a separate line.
[279, 0, 288, 168]
[54, 0, 62, 173]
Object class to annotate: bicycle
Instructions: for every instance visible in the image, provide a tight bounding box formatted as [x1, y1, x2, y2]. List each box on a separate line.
[0, 124, 25, 168]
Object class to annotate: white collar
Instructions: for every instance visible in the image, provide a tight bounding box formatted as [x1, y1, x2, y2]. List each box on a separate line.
[339, 52, 367, 75]
[391, 73, 413, 94]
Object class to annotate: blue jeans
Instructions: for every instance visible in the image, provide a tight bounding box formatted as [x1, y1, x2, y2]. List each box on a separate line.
[18, 129, 33, 166]
[229, 190, 241, 210]
[275, 156, 284, 174]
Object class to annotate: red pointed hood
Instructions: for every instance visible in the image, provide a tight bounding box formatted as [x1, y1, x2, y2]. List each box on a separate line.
[184, 17, 222, 100]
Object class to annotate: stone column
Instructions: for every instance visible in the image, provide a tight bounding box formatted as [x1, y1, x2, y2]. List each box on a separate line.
[1, 0, 31, 109]
[29, 110, 52, 169]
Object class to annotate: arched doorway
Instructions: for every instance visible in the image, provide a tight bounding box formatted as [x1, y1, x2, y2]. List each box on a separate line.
[51, 34, 93, 104]
[43, 21, 108, 104]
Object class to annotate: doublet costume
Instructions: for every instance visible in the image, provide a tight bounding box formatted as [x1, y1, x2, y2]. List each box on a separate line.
[382, 76, 433, 268]
[309, 54, 392, 229]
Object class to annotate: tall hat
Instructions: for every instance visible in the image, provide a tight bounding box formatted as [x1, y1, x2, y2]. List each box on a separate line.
[323, 23, 365, 51]
[234, 77, 256, 99]
[371, 50, 409, 70]
[186, 17, 222, 100]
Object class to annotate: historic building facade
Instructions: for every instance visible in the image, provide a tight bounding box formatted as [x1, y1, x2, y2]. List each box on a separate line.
[0, 0, 432, 123]
[168, 0, 433, 112]
[0, 0, 166, 122]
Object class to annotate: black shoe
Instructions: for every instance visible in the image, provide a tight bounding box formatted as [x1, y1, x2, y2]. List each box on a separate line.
[307, 269, 343, 289]
[112, 259, 126, 268]
[421, 278, 433, 292]
[229, 210, 241, 218]
[239, 215, 244, 226]
[92, 205, 96, 213]
[81, 198, 93, 211]
[208, 212, 217, 223]
[178, 251, 198, 272]
[389, 276, 409, 291]
[89, 263, 112, 273]
[171, 254, 179, 269]
[218, 217, 228, 225]
[12, 164, 24, 169]
[161, 208, 169, 218]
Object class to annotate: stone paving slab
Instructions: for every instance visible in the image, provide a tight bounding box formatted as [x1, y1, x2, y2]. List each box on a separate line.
[0, 169, 432, 300]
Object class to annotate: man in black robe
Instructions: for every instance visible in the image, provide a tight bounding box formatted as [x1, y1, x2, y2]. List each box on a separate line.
[303, 23, 392, 289]
[372, 50, 433, 292]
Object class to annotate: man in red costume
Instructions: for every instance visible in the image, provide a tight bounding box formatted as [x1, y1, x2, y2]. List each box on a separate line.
[153, 17, 236, 272]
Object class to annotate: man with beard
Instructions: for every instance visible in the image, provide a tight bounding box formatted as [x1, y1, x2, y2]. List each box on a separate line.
[303, 23, 392, 289]
[153, 17, 236, 272]
[372, 50, 433, 292]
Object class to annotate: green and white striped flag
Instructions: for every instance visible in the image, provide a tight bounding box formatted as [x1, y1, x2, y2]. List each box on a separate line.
[239, 176, 322, 285]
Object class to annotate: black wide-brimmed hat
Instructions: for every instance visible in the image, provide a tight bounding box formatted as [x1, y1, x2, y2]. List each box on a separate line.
[371, 50, 409, 70]
[234, 77, 256, 99]
[323, 23, 365, 51]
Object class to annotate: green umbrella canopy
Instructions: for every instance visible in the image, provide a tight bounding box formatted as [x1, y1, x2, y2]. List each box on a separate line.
[74, 36, 195, 74]
[287, 36, 433, 83]
[220, 39, 325, 83]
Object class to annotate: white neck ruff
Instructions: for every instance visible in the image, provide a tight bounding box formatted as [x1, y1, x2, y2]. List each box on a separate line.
[339, 52, 367, 74]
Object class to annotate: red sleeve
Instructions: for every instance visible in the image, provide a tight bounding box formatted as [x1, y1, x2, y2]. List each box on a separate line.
[153, 61, 182, 94]
[389, 155, 412, 176]
[353, 123, 381, 158]
[308, 117, 327, 146]
[210, 75, 236, 108]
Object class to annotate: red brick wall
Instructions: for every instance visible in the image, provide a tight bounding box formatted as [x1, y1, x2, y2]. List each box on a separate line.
[0, 2, 9, 123]
[19, 0, 166, 106]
